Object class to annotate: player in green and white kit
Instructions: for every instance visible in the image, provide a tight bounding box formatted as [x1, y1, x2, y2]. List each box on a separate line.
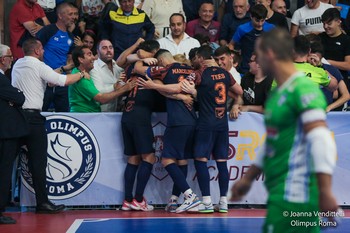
[230, 29, 338, 233]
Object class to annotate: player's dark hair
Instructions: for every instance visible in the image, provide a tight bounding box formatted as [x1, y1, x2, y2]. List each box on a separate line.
[196, 45, 213, 60]
[72, 46, 90, 67]
[294, 35, 310, 56]
[250, 4, 268, 20]
[214, 46, 231, 57]
[138, 40, 160, 53]
[22, 38, 40, 55]
[189, 47, 199, 61]
[309, 40, 324, 57]
[321, 8, 341, 23]
[193, 33, 211, 45]
[170, 13, 186, 23]
[259, 28, 294, 61]
[154, 49, 171, 59]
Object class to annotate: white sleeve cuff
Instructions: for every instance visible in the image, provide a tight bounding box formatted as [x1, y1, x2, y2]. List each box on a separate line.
[301, 109, 326, 124]
[306, 126, 337, 174]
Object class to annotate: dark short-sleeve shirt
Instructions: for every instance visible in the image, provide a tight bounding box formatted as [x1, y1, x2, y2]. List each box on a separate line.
[240, 72, 273, 106]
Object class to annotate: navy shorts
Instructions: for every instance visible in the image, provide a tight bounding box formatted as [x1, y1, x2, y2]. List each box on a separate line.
[193, 130, 229, 160]
[162, 126, 195, 160]
[121, 123, 155, 156]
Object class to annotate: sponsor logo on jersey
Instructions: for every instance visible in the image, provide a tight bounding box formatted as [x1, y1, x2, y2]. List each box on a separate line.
[151, 121, 168, 181]
[21, 115, 100, 200]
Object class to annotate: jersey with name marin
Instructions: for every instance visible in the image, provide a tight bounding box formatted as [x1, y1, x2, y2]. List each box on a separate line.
[149, 63, 197, 127]
[121, 62, 157, 125]
[193, 66, 236, 131]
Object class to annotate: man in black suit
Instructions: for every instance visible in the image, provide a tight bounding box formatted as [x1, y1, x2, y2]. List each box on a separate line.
[0, 44, 28, 224]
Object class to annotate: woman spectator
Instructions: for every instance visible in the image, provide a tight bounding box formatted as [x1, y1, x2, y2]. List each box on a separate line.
[74, 31, 97, 55]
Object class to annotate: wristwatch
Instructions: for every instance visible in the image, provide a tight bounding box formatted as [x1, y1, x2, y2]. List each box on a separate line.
[60, 66, 66, 73]
[79, 71, 85, 78]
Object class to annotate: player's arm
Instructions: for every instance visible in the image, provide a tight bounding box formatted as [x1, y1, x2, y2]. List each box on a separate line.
[327, 80, 350, 112]
[94, 79, 136, 104]
[229, 82, 243, 96]
[327, 55, 350, 72]
[229, 95, 243, 119]
[324, 72, 338, 92]
[302, 113, 338, 213]
[230, 165, 263, 201]
[116, 38, 145, 68]
[181, 79, 197, 98]
[137, 76, 182, 94]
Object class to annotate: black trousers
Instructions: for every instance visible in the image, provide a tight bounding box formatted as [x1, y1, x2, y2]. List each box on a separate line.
[0, 138, 20, 213]
[22, 111, 49, 205]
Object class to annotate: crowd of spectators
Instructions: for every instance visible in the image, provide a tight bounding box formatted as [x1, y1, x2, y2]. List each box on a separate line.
[6, 0, 350, 114]
[2, 0, 350, 222]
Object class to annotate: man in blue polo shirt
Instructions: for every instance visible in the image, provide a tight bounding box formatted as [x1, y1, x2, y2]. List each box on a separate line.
[229, 4, 274, 73]
[36, 2, 79, 112]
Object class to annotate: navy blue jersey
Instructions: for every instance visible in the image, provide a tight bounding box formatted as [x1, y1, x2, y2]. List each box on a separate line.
[150, 63, 197, 127]
[193, 66, 236, 130]
[233, 21, 274, 73]
[121, 62, 157, 125]
[36, 24, 75, 69]
[321, 63, 344, 106]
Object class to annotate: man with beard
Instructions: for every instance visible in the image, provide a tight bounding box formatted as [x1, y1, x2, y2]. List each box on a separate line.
[69, 46, 136, 112]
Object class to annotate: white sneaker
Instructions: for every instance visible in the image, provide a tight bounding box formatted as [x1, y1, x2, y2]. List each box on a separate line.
[175, 193, 200, 213]
[214, 201, 228, 213]
[130, 198, 154, 211]
[188, 202, 214, 213]
[165, 200, 178, 213]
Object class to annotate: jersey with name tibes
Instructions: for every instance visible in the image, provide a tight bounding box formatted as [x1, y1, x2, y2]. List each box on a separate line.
[121, 62, 157, 126]
[194, 66, 236, 131]
[150, 63, 197, 127]
[263, 74, 327, 205]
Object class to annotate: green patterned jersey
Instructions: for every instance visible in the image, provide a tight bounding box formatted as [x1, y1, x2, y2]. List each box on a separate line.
[263, 73, 327, 205]
[295, 62, 330, 87]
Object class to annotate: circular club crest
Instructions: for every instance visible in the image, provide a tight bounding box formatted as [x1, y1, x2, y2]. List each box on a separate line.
[21, 115, 100, 200]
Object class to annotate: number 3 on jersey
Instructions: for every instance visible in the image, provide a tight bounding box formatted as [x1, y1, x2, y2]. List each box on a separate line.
[215, 82, 226, 104]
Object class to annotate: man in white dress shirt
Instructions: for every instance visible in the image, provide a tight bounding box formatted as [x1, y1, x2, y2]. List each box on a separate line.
[90, 39, 125, 112]
[158, 13, 200, 58]
[11, 38, 85, 214]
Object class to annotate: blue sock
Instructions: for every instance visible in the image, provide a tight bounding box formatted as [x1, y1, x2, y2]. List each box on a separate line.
[124, 163, 138, 202]
[135, 161, 153, 202]
[216, 161, 229, 196]
[171, 164, 188, 197]
[165, 163, 190, 193]
[194, 160, 210, 196]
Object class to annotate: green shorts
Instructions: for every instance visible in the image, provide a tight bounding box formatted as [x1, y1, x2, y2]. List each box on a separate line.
[263, 200, 320, 233]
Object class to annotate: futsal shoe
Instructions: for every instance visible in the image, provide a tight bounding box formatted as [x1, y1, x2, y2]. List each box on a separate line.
[0, 215, 16, 224]
[214, 201, 228, 213]
[130, 198, 154, 211]
[188, 202, 214, 213]
[165, 199, 178, 213]
[121, 200, 132, 211]
[175, 193, 200, 213]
